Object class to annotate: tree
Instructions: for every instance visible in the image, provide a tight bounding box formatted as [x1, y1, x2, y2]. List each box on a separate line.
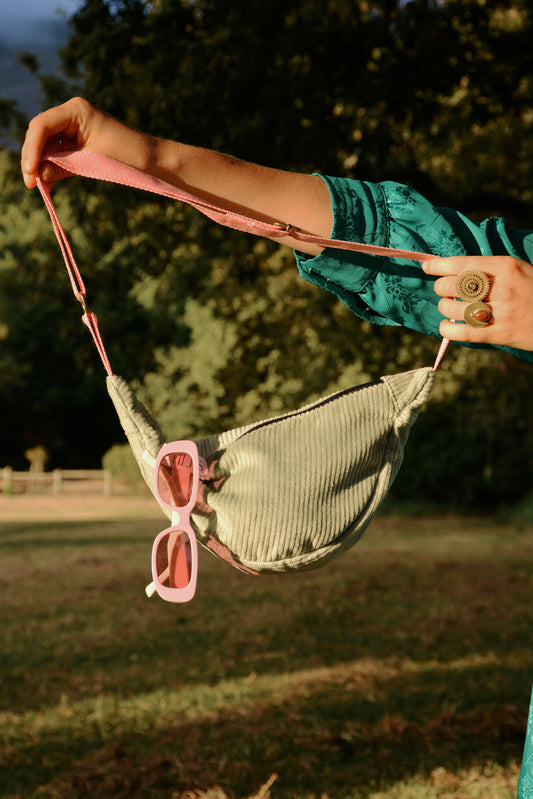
[0, 150, 120, 467]
[2, 0, 533, 505]
[0, 151, 188, 467]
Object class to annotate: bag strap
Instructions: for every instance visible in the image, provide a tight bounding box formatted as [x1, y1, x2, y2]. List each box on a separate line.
[37, 160, 113, 375]
[41, 151, 437, 261]
[36, 150, 449, 372]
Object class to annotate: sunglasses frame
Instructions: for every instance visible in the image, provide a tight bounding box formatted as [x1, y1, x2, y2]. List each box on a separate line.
[149, 440, 201, 603]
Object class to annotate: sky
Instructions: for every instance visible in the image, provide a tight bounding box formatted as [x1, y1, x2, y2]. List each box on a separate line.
[0, 0, 81, 19]
[0, 0, 83, 148]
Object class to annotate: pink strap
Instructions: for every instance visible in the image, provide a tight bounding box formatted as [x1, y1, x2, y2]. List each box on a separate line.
[43, 151, 438, 261]
[37, 150, 449, 372]
[36, 169, 113, 376]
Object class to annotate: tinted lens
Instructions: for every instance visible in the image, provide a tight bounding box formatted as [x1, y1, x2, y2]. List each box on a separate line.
[157, 452, 194, 507]
[155, 530, 193, 589]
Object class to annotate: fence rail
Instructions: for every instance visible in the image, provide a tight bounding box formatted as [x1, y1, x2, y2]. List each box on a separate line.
[1, 467, 113, 495]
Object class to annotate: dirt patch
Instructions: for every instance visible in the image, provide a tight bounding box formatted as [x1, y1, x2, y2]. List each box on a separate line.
[0, 491, 162, 523]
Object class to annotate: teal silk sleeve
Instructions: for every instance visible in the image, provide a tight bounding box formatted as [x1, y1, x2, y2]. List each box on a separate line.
[517, 687, 533, 798]
[294, 175, 533, 363]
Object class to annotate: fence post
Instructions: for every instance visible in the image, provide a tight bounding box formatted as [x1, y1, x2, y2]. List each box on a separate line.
[52, 469, 63, 495]
[103, 469, 112, 496]
[2, 466, 13, 494]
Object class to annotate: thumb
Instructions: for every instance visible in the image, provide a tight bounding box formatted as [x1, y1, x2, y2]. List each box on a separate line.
[38, 160, 71, 187]
[22, 159, 64, 189]
[39, 161, 61, 183]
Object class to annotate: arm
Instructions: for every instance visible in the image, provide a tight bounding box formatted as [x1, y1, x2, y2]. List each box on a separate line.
[423, 255, 533, 352]
[21, 97, 332, 255]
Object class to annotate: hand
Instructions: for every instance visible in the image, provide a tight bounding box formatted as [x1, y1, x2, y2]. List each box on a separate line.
[423, 255, 533, 352]
[21, 97, 150, 189]
[21, 98, 332, 255]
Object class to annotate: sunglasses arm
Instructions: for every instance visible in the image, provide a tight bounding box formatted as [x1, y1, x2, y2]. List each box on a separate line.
[143, 450, 157, 468]
[145, 580, 157, 598]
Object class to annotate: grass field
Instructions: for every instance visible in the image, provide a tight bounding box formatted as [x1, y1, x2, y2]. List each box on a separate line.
[0, 495, 531, 798]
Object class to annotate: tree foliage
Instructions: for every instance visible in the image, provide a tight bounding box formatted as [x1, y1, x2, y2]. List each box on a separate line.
[0, 151, 123, 467]
[1, 0, 533, 505]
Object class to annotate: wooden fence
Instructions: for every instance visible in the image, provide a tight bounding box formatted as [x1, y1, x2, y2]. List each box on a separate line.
[1, 467, 113, 495]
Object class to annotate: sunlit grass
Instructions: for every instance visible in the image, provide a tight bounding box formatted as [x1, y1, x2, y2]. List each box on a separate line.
[0, 509, 531, 798]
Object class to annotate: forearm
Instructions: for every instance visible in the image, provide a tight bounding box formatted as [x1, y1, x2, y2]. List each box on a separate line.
[151, 137, 332, 252]
[22, 98, 332, 255]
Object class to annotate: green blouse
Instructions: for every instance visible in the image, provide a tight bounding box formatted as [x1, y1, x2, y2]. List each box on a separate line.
[294, 175, 533, 363]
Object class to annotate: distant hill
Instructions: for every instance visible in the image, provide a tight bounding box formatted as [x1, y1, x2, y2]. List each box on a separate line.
[0, 14, 70, 148]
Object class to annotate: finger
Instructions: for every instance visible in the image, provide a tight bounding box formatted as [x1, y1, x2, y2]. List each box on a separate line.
[432, 276, 460, 299]
[22, 134, 70, 188]
[438, 296, 494, 328]
[422, 256, 472, 277]
[423, 255, 500, 278]
[437, 297, 468, 321]
[438, 318, 494, 344]
[21, 108, 73, 187]
[430, 263, 497, 301]
[23, 146, 67, 188]
[39, 161, 71, 184]
[437, 296, 498, 345]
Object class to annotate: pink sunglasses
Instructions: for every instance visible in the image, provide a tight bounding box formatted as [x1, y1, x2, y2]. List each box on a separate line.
[145, 441, 206, 603]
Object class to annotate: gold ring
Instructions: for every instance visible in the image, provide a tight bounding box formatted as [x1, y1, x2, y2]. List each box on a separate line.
[464, 301, 492, 328]
[455, 270, 490, 302]
[57, 133, 64, 149]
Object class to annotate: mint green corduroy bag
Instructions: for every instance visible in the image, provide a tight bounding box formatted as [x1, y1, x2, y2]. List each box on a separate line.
[37, 150, 446, 576]
[107, 366, 435, 574]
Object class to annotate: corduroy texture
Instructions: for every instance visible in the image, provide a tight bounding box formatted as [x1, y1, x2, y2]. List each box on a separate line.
[107, 367, 434, 573]
[106, 376, 167, 513]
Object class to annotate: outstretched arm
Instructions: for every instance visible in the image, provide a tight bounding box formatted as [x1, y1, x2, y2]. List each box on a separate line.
[21, 97, 332, 255]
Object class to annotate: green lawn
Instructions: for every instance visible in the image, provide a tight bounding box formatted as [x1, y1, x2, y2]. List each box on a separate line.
[0, 508, 531, 798]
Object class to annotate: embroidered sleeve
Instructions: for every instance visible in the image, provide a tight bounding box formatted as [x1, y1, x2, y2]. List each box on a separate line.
[294, 175, 533, 362]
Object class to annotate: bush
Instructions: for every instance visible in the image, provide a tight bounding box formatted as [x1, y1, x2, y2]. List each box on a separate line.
[102, 443, 142, 486]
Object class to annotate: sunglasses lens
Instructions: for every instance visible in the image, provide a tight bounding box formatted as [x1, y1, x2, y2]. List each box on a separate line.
[157, 452, 194, 507]
[155, 530, 193, 589]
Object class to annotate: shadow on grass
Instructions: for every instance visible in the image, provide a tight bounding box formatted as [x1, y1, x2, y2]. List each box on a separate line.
[3, 657, 528, 798]
[1, 515, 531, 798]
[0, 517, 159, 551]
